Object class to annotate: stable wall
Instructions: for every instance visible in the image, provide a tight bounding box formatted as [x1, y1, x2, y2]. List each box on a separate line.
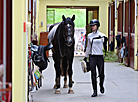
[12, 0, 28, 101]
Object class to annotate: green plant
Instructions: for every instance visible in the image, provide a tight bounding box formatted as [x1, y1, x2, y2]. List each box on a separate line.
[47, 8, 86, 28]
[79, 50, 118, 62]
[103, 50, 118, 62]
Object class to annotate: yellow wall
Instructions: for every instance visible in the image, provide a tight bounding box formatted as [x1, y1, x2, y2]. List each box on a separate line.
[38, 0, 110, 44]
[99, 1, 109, 34]
[12, 0, 28, 101]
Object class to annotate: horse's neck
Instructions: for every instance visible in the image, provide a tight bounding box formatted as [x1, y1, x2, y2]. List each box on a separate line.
[58, 27, 67, 55]
[58, 33, 65, 47]
[58, 24, 65, 43]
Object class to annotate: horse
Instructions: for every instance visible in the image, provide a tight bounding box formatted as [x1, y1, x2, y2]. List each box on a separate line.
[50, 15, 75, 94]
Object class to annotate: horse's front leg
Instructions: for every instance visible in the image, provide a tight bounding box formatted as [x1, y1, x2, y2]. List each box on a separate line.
[68, 68, 74, 94]
[55, 77, 61, 94]
[68, 51, 74, 94]
[68, 56, 74, 94]
[55, 59, 61, 94]
[52, 53, 61, 94]
[62, 56, 68, 88]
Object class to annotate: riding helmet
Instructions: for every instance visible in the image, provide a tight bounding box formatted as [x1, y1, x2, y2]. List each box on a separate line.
[89, 19, 100, 27]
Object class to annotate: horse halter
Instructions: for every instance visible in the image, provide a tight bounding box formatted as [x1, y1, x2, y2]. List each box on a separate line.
[63, 23, 74, 47]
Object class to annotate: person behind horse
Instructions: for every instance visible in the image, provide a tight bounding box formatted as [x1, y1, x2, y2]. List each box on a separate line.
[82, 19, 107, 97]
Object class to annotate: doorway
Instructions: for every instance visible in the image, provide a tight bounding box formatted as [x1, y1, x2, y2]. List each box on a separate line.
[46, 6, 99, 56]
[86, 7, 99, 50]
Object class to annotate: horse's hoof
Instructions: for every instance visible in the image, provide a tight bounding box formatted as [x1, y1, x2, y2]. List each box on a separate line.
[63, 85, 68, 88]
[53, 85, 57, 89]
[55, 89, 61, 94]
[68, 89, 74, 94]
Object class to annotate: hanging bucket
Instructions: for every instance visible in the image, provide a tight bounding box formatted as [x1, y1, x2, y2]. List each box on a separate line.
[34, 70, 41, 80]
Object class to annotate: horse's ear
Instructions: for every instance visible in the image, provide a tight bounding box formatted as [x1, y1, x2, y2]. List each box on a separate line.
[62, 15, 66, 21]
[71, 15, 75, 21]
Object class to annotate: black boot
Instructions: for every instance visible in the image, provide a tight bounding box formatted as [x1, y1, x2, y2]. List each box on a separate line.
[91, 75, 97, 97]
[100, 86, 104, 94]
[91, 90, 97, 97]
[100, 77, 105, 94]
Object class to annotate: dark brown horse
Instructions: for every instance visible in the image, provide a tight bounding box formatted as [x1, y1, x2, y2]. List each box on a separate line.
[50, 15, 75, 94]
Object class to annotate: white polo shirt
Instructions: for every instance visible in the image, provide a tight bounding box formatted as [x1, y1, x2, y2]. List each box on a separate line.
[85, 30, 106, 57]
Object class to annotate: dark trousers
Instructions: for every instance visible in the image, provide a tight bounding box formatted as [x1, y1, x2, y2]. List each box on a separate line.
[89, 55, 105, 91]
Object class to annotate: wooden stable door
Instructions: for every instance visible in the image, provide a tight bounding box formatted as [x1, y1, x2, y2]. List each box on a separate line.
[108, 2, 115, 52]
[40, 32, 49, 57]
[123, 0, 135, 68]
[0, 0, 3, 65]
[86, 7, 99, 46]
[0, 0, 12, 83]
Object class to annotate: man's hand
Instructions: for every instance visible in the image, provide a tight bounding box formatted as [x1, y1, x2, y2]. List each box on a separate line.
[83, 57, 87, 62]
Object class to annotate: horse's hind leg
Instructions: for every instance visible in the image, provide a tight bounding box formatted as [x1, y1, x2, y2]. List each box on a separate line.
[53, 78, 57, 89]
[63, 77, 68, 88]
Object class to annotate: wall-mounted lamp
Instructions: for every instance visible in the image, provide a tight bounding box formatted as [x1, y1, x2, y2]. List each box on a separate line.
[41, 21, 43, 27]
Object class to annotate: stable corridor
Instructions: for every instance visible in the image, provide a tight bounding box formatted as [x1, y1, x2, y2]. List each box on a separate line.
[29, 56, 138, 102]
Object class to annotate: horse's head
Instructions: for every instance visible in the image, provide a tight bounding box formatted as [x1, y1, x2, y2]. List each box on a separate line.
[62, 15, 75, 47]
